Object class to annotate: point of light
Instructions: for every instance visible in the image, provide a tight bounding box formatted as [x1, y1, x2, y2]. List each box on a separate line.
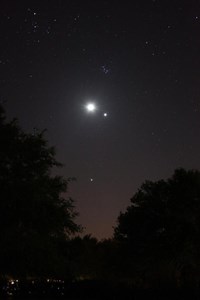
[90, 178, 94, 182]
[103, 113, 108, 117]
[86, 103, 96, 112]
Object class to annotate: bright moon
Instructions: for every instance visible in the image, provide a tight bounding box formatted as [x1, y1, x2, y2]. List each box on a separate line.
[86, 103, 96, 112]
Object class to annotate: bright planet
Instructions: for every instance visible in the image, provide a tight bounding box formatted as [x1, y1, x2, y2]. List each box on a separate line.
[86, 103, 96, 112]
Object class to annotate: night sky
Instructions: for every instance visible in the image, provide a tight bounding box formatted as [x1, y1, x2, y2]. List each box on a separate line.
[1, 0, 200, 239]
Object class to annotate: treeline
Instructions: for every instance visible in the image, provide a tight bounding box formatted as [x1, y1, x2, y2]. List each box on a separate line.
[68, 165, 200, 289]
[1, 105, 200, 291]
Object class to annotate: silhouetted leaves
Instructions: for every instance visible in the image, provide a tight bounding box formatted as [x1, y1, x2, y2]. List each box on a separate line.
[0, 105, 80, 277]
[114, 169, 200, 287]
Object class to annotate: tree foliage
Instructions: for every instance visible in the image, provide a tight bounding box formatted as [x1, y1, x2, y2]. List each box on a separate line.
[0, 105, 80, 277]
[68, 235, 121, 282]
[114, 169, 200, 287]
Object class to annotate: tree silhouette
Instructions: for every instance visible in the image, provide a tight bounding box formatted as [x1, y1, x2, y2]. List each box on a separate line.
[114, 169, 200, 288]
[0, 105, 80, 277]
[69, 235, 99, 279]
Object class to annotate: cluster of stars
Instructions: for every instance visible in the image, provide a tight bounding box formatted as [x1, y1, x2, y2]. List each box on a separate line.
[100, 65, 110, 75]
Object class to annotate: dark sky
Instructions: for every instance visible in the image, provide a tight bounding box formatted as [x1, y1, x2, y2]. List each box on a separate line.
[1, 0, 200, 239]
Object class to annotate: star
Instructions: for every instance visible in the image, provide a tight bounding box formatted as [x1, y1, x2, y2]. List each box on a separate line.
[103, 113, 108, 117]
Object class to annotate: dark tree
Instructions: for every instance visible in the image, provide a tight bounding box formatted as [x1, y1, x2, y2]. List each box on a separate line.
[68, 236, 122, 282]
[68, 235, 99, 279]
[114, 169, 200, 288]
[0, 105, 80, 277]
